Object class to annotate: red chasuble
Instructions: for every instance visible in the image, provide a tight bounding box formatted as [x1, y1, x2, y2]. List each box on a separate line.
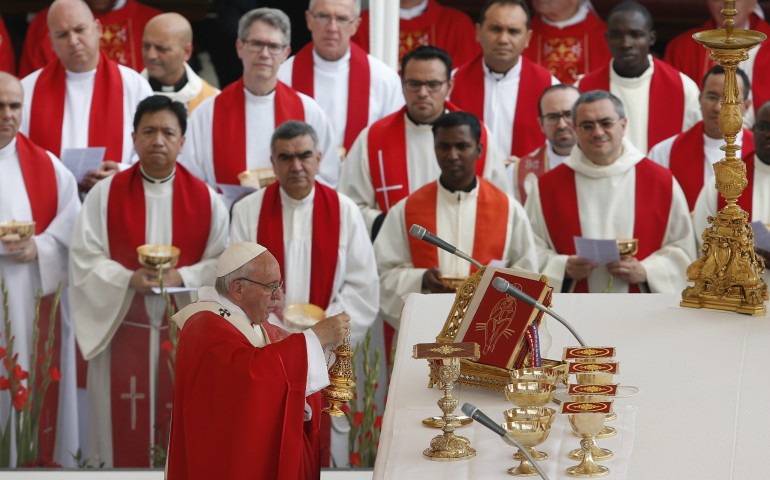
[366, 103, 489, 213]
[212, 79, 305, 185]
[451, 54, 552, 157]
[404, 178, 508, 273]
[523, 10, 611, 84]
[168, 311, 317, 480]
[538, 159, 673, 293]
[516, 145, 549, 205]
[753, 42, 770, 117]
[663, 15, 770, 84]
[352, 0, 480, 67]
[292, 42, 370, 151]
[105, 163, 211, 466]
[256, 182, 340, 310]
[717, 148, 756, 215]
[0, 16, 15, 74]
[18, 0, 161, 76]
[28, 52, 124, 162]
[669, 121, 754, 210]
[579, 58, 685, 152]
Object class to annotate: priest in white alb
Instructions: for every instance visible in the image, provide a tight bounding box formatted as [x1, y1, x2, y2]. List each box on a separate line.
[0, 72, 80, 467]
[526, 90, 696, 294]
[69, 96, 228, 467]
[277, 0, 404, 155]
[338, 46, 509, 239]
[182, 8, 339, 188]
[375, 111, 538, 326]
[20, 0, 152, 191]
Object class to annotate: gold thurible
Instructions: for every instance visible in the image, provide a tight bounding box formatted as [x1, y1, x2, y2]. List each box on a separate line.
[322, 327, 356, 416]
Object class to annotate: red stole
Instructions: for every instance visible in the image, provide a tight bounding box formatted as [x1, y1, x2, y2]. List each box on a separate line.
[16, 133, 57, 234]
[516, 145, 549, 205]
[404, 179, 508, 273]
[292, 43, 370, 151]
[366, 103, 489, 213]
[212, 79, 305, 185]
[579, 57, 685, 150]
[29, 52, 124, 162]
[256, 182, 340, 310]
[0, 16, 15, 74]
[753, 42, 770, 117]
[105, 163, 212, 466]
[451, 54, 552, 157]
[669, 122, 755, 210]
[717, 149, 756, 214]
[538, 159, 673, 293]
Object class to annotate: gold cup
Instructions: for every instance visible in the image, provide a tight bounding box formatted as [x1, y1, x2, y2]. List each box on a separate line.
[503, 407, 555, 461]
[574, 371, 616, 439]
[501, 421, 551, 476]
[0, 220, 35, 242]
[566, 412, 610, 478]
[511, 367, 562, 386]
[616, 238, 638, 256]
[136, 244, 180, 270]
[566, 396, 613, 461]
[504, 380, 555, 407]
[238, 168, 276, 189]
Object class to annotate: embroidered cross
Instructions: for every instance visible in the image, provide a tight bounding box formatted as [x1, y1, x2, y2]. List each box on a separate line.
[120, 376, 146, 431]
[219, 308, 231, 317]
[375, 150, 404, 211]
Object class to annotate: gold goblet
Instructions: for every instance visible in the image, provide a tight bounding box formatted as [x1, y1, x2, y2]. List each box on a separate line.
[566, 412, 610, 478]
[501, 421, 551, 476]
[566, 396, 613, 461]
[511, 367, 562, 386]
[616, 238, 639, 256]
[0, 220, 35, 242]
[238, 168, 276, 189]
[574, 364, 617, 438]
[504, 380, 556, 407]
[137, 244, 180, 270]
[504, 407, 555, 461]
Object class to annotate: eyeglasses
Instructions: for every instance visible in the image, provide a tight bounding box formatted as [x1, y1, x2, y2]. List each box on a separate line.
[242, 39, 287, 55]
[541, 110, 573, 125]
[309, 11, 357, 27]
[402, 80, 448, 93]
[238, 278, 284, 295]
[577, 118, 620, 133]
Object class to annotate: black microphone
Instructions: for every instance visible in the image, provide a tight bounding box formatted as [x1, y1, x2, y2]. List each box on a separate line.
[492, 277, 586, 346]
[408, 224, 483, 268]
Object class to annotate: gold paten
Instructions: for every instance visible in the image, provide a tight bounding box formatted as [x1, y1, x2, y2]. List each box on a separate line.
[0, 220, 35, 242]
[682, 0, 768, 315]
[322, 328, 356, 416]
[136, 244, 180, 270]
[283, 303, 325, 331]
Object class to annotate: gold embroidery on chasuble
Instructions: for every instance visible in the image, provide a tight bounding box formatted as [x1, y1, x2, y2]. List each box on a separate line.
[542, 36, 585, 83]
[100, 19, 135, 67]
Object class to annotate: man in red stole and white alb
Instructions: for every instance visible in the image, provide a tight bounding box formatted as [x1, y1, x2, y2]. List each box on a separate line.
[183, 8, 339, 188]
[577, 1, 700, 154]
[648, 66, 753, 211]
[278, 0, 404, 155]
[526, 90, 696, 294]
[375, 111, 538, 326]
[20, 0, 152, 191]
[339, 46, 509, 239]
[0, 72, 80, 466]
[451, 0, 558, 160]
[167, 242, 351, 480]
[69, 96, 228, 467]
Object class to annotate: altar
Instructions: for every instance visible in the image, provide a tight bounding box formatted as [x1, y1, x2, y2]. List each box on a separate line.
[373, 293, 770, 479]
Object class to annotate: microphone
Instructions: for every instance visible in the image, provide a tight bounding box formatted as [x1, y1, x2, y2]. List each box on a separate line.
[409, 224, 483, 268]
[492, 277, 586, 347]
[461, 403, 550, 480]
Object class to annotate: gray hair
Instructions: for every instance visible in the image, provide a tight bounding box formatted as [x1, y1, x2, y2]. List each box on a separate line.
[270, 120, 319, 152]
[572, 89, 626, 122]
[238, 8, 291, 46]
[308, 0, 361, 16]
[214, 261, 256, 296]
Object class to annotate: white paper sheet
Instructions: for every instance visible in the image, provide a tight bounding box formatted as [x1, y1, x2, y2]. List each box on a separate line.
[574, 237, 620, 265]
[150, 286, 198, 295]
[217, 183, 257, 210]
[60, 147, 105, 183]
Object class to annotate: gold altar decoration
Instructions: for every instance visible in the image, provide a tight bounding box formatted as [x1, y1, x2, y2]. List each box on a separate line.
[137, 244, 180, 270]
[0, 220, 35, 241]
[322, 327, 356, 416]
[413, 342, 480, 461]
[681, 0, 768, 315]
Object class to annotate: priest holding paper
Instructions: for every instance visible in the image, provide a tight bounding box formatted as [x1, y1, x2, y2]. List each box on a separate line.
[19, 0, 152, 192]
[375, 111, 538, 326]
[69, 95, 228, 467]
[0, 72, 80, 466]
[525, 90, 696, 294]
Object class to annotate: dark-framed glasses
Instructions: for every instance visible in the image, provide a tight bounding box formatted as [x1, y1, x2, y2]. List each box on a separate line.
[541, 110, 573, 125]
[238, 278, 284, 295]
[402, 80, 447, 93]
[309, 11, 357, 27]
[577, 118, 619, 133]
[242, 39, 287, 55]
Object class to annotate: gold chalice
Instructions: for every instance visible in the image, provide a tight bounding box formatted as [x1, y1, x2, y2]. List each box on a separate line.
[0, 220, 35, 242]
[574, 372, 616, 439]
[511, 367, 561, 386]
[504, 407, 555, 461]
[567, 396, 613, 461]
[284, 303, 325, 331]
[616, 238, 638, 256]
[567, 412, 610, 478]
[238, 168, 276, 189]
[501, 420, 551, 476]
[137, 244, 180, 270]
[504, 380, 555, 407]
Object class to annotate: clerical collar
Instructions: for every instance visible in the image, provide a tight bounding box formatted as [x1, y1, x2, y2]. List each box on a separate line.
[149, 71, 188, 93]
[313, 47, 351, 69]
[401, 0, 428, 20]
[439, 176, 477, 193]
[405, 110, 436, 126]
[140, 165, 176, 184]
[483, 58, 521, 82]
[541, 2, 589, 29]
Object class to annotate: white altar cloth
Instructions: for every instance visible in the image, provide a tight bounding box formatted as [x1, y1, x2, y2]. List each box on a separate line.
[373, 293, 770, 480]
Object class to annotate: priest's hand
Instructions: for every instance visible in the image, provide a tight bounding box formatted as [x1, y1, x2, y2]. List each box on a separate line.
[80, 161, 120, 192]
[565, 256, 597, 281]
[3, 237, 37, 263]
[161, 268, 184, 288]
[311, 312, 351, 347]
[129, 268, 158, 295]
[606, 256, 647, 285]
[422, 268, 455, 294]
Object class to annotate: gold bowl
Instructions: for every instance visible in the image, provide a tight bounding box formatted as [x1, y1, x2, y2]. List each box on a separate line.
[503, 406, 556, 426]
[511, 367, 562, 386]
[238, 168, 276, 189]
[616, 238, 639, 256]
[504, 380, 555, 407]
[284, 303, 325, 331]
[137, 244, 180, 270]
[0, 220, 35, 241]
[439, 275, 467, 292]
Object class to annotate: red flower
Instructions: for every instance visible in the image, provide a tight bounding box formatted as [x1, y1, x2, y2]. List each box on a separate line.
[340, 404, 351, 415]
[11, 363, 28, 381]
[374, 415, 383, 429]
[0, 376, 10, 390]
[372, 403, 377, 411]
[0, 346, 6, 357]
[353, 412, 363, 426]
[13, 385, 29, 411]
[48, 366, 61, 382]
[160, 340, 174, 353]
[349, 452, 361, 467]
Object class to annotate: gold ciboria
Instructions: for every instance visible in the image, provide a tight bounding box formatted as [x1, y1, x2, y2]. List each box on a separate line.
[681, 0, 768, 314]
[322, 327, 355, 416]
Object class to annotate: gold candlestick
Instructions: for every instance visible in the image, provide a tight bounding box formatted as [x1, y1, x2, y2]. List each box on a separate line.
[681, 0, 768, 314]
